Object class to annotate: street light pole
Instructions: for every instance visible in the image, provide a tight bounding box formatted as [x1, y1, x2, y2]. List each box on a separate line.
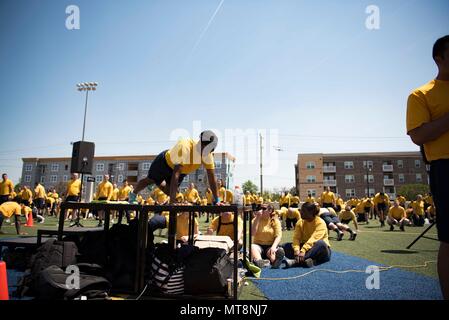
[77, 82, 98, 142]
[81, 90, 89, 142]
[259, 133, 263, 195]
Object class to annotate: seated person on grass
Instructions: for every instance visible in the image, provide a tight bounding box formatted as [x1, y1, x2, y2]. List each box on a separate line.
[282, 202, 331, 268]
[207, 210, 243, 248]
[338, 205, 359, 232]
[0, 201, 28, 235]
[251, 204, 285, 269]
[319, 206, 357, 241]
[387, 200, 409, 231]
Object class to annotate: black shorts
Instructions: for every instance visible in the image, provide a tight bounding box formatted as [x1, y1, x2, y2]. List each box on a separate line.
[323, 203, 333, 209]
[280, 204, 289, 208]
[34, 198, 45, 209]
[335, 205, 342, 212]
[364, 207, 371, 213]
[341, 219, 351, 224]
[65, 195, 79, 202]
[0, 195, 9, 205]
[377, 203, 387, 212]
[430, 159, 449, 244]
[290, 203, 299, 208]
[321, 213, 340, 226]
[147, 150, 186, 187]
[357, 213, 367, 222]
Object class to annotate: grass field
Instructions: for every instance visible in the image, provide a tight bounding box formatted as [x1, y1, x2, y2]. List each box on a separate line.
[0, 214, 440, 300]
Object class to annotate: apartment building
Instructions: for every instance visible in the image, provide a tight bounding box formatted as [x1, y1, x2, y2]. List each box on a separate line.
[296, 152, 429, 200]
[21, 153, 235, 201]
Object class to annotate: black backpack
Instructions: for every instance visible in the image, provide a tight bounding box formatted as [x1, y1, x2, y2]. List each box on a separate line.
[184, 247, 233, 295]
[36, 265, 111, 300]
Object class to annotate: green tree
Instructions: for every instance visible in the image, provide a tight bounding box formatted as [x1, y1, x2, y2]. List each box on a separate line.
[397, 184, 430, 201]
[242, 180, 258, 194]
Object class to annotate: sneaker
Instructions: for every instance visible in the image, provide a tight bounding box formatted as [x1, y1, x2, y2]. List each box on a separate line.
[380, 221, 385, 227]
[303, 258, 315, 268]
[390, 225, 394, 231]
[254, 259, 271, 269]
[400, 224, 405, 232]
[271, 248, 285, 269]
[350, 232, 357, 241]
[337, 231, 344, 241]
[282, 258, 297, 269]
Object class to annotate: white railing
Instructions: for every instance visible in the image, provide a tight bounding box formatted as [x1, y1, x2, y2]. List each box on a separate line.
[382, 164, 393, 172]
[323, 166, 336, 173]
[323, 180, 337, 187]
[384, 179, 395, 186]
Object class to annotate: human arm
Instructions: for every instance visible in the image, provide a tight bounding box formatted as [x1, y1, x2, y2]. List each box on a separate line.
[206, 169, 220, 203]
[169, 165, 183, 205]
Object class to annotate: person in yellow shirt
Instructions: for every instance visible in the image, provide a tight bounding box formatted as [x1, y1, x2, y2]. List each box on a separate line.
[217, 179, 227, 203]
[146, 196, 155, 205]
[282, 202, 331, 268]
[387, 200, 409, 231]
[347, 197, 358, 209]
[131, 131, 221, 206]
[184, 183, 201, 204]
[47, 189, 59, 216]
[94, 174, 113, 227]
[111, 183, 119, 201]
[255, 193, 263, 211]
[410, 194, 425, 227]
[305, 193, 316, 204]
[319, 207, 357, 241]
[0, 201, 28, 235]
[251, 204, 285, 269]
[207, 211, 243, 247]
[225, 189, 234, 205]
[320, 187, 336, 209]
[0, 173, 14, 204]
[361, 198, 373, 223]
[204, 188, 214, 223]
[285, 207, 301, 231]
[279, 192, 291, 209]
[64, 173, 81, 221]
[335, 195, 345, 213]
[406, 35, 449, 299]
[396, 194, 407, 208]
[19, 186, 33, 206]
[33, 182, 46, 222]
[117, 179, 133, 224]
[338, 205, 359, 231]
[373, 192, 391, 227]
[244, 191, 254, 208]
[424, 193, 434, 214]
[290, 194, 300, 208]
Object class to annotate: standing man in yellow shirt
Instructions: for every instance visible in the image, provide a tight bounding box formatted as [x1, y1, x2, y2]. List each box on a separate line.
[118, 179, 132, 224]
[320, 187, 336, 209]
[64, 173, 81, 221]
[131, 131, 221, 206]
[0, 173, 14, 204]
[407, 35, 449, 300]
[217, 179, 227, 203]
[33, 182, 46, 223]
[290, 194, 300, 208]
[94, 174, 113, 227]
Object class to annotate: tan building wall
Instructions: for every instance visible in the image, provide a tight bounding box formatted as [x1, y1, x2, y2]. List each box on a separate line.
[297, 154, 324, 200]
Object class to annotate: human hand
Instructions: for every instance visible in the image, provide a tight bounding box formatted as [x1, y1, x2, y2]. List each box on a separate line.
[180, 236, 189, 243]
[295, 252, 305, 264]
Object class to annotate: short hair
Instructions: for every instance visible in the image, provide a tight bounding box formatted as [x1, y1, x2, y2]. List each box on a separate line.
[200, 130, 218, 152]
[433, 35, 449, 60]
[2, 173, 6, 178]
[301, 202, 319, 216]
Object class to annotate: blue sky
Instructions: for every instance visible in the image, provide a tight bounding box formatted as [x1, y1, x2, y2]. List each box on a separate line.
[0, 0, 448, 190]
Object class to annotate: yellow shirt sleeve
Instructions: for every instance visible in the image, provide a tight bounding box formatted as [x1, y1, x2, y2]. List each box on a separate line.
[300, 221, 328, 254]
[406, 91, 430, 133]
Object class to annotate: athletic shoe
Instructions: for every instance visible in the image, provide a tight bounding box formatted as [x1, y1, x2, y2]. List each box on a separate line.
[350, 232, 357, 241]
[282, 258, 297, 269]
[380, 221, 385, 227]
[337, 231, 344, 241]
[303, 258, 315, 268]
[400, 224, 405, 232]
[272, 248, 285, 269]
[390, 225, 394, 231]
[254, 259, 271, 269]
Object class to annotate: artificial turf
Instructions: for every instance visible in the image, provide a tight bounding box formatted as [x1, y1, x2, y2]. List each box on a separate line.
[0, 215, 440, 300]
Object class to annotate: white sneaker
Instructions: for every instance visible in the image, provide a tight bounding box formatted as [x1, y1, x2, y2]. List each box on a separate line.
[424, 218, 430, 225]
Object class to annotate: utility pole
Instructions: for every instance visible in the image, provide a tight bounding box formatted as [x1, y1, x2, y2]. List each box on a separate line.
[259, 133, 263, 195]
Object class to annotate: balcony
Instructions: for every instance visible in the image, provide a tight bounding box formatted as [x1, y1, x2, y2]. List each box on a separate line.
[323, 180, 337, 187]
[382, 164, 393, 172]
[323, 166, 336, 173]
[384, 179, 395, 186]
[127, 170, 138, 176]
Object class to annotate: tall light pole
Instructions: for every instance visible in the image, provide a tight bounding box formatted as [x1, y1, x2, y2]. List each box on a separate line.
[259, 133, 263, 195]
[77, 82, 98, 141]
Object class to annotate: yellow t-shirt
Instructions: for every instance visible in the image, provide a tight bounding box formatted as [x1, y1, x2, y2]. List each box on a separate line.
[244, 194, 253, 205]
[339, 209, 357, 223]
[118, 185, 132, 201]
[407, 80, 449, 161]
[34, 184, 46, 199]
[67, 179, 81, 196]
[0, 201, 22, 218]
[209, 214, 243, 240]
[291, 196, 300, 205]
[166, 213, 199, 241]
[111, 188, 120, 201]
[286, 208, 301, 220]
[146, 196, 155, 205]
[96, 181, 113, 200]
[165, 138, 215, 174]
[218, 187, 227, 202]
[252, 216, 282, 246]
[185, 188, 200, 203]
[20, 189, 33, 202]
[321, 191, 336, 204]
[152, 188, 168, 204]
[374, 193, 390, 206]
[411, 200, 425, 216]
[389, 206, 406, 220]
[397, 196, 406, 205]
[293, 216, 330, 254]
[225, 190, 234, 204]
[0, 179, 14, 196]
[280, 195, 291, 206]
[305, 196, 316, 203]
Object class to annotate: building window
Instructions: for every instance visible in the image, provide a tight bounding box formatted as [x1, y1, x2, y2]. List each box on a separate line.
[345, 175, 355, 183]
[415, 160, 421, 168]
[96, 163, 105, 172]
[51, 164, 59, 172]
[306, 175, 316, 183]
[398, 174, 405, 183]
[65, 164, 69, 171]
[118, 175, 124, 183]
[364, 175, 374, 183]
[25, 164, 33, 172]
[117, 163, 125, 171]
[306, 162, 316, 169]
[142, 162, 151, 171]
[397, 160, 404, 169]
[50, 175, 57, 183]
[184, 175, 190, 182]
[363, 161, 373, 169]
[345, 189, 356, 198]
[307, 189, 316, 197]
[63, 175, 68, 182]
[25, 175, 31, 183]
[96, 175, 103, 183]
[365, 188, 375, 197]
[416, 173, 422, 182]
[344, 161, 354, 169]
[215, 161, 222, 169]
[40, 176, 45, 184]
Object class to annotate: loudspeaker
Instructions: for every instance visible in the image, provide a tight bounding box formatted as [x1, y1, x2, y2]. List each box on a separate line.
[71, 141, 95, 174]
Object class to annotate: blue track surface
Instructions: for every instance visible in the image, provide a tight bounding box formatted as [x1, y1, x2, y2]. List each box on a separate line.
[252, 251, 442, 300]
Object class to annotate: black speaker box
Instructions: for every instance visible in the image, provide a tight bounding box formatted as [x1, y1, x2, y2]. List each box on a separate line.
[71, 141, 95, 174]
